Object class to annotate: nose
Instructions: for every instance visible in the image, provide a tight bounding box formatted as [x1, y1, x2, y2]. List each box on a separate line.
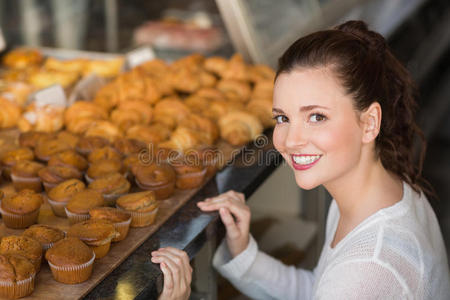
[284, 123, 308, 150]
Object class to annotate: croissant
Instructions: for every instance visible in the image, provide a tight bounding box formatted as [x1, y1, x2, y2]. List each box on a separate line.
[217, 79, 251, 102]
[247, 98, 275, 128]
[251, 79, 274, 101]
[82, 57, 124, 78]
[171, 54, 205, 72]
[0, 97, 21, 128]
[28, 69, 79, 89]
[248, 64, 276, 83]
[137, 59, 169, 76]
[2, 48, 43, 69]
[218, 111, 263, 146]
[84, 120, 122, 142]
[0, 82, 34, 107]
[110, 109, 143, 132]
[64, 101, 108, 126]
[179, 114, 219, 145]
[222, 54, 249, 81]
[93, 82, 120, 111]
[116, 100, 153, 124]
[126, 124, 171, 145]
[158, 126, 203, 151]
[203, 56, 228, 77]
[18, 104, 64, 133]
[44, 57, 88, 74]
[194, 88, 226, 101]
[153, 98, 191, 127]
[184, 95, 210, 115]
[66, 117, 98, 135]
[170, 68, 201, 94]
[199, 71, 217, 88]
[202, 99, 244, 121]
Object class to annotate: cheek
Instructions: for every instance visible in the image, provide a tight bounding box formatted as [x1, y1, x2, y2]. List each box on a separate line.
[272, 125, 286, 153]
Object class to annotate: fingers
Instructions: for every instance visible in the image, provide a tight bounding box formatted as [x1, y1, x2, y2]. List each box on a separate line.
[152, 247, 192, 283]
[160, 261, 174, 292]
[219, 207, 240, 239]
[198, 197, 250, 224]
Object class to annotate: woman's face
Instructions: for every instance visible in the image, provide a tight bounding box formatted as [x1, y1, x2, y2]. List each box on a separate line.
[272, 67, 364, 190]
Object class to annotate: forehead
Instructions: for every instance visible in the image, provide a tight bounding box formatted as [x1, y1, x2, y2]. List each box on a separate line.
[273, 67, 350, 110]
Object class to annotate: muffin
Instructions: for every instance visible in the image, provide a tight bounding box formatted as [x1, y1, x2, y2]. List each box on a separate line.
[18, 131, 55, 149]
[171, 156, 207, 190]
[75, 136, 110, 156]
[87, 146, 122, 163]
[67, 220, 118, 259]
[113, 138, 147, 156]
[116, 191, 159, 227]
[22, 225, 65, 251]
[34, 138, 72, 161]
[47, 179, 86, 217]
[134, 163, 176, 200]
[65, 189, 104, 224]
[89, 207, 131, 242]
[185, 145, 221, 177]
[88, 172, 130, 206]
[0, 235, 43, 273]
[56, 131, 80, 149]
[45, 237, 95, 284]
[1, 147, 34, 179]
[10, 160, 45, 192]
[38, 165, 82, 192]
[47, 150, 88, 171]
[0, 189, 43, 229]
[0, 254, 36, 299]
[85, 159, 124, 182]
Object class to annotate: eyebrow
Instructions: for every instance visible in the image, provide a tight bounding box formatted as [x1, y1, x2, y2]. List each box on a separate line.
[272, 105, 329, 114]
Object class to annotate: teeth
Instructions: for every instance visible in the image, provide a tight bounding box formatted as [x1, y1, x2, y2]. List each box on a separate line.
[293, 155, 320, 165]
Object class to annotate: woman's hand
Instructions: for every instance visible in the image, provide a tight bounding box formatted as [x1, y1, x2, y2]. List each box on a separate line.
[151, 247, 192, 300]
[197, 190, 250, 258]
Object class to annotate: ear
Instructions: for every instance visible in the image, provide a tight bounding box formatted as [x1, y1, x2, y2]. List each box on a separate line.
[360, 102, 381, 144]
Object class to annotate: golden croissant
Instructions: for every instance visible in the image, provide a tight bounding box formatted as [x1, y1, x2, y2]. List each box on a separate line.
[0, 97, 21, 128]
[218, 111, 263, 146]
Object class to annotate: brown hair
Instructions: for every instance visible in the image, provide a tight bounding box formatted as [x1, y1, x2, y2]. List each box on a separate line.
[276, 20, 430, 196]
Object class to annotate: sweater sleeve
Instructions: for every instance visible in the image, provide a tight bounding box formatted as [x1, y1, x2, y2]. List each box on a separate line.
[213, 235, 315, 300]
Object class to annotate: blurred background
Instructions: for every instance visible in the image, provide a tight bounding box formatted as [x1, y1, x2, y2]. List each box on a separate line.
[0, 0, 449, 299]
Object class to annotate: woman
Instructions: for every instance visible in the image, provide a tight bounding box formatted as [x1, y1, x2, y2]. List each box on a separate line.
[197, 20, 450, 299]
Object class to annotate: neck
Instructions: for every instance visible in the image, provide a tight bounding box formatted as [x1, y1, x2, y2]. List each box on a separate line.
[324, 149, 403, 223]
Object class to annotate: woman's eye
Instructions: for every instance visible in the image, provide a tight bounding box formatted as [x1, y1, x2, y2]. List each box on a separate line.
[273, 115, 288, 124]
[309, 113, 327, 123]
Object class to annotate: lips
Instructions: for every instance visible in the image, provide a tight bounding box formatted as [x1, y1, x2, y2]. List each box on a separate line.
[290, 154, 321, 170]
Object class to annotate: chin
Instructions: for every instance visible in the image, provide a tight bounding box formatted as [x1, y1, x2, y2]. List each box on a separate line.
[293, 173, 322, 190]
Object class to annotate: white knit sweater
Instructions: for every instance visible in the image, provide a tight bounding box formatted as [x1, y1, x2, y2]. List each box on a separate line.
[213, 182, 450, 299]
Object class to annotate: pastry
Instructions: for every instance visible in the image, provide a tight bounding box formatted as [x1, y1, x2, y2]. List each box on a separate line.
[2, 147, 34, 178]
[87, 146, 122, 163]
[64, 101, 108, 126]
[88, 172, 130, 206]
[38, 165, 82, 192]
[251, 79, 274, 101]
[126, 124, 171, 145]
[248, 64, 275, 82]
[218, 111, 263, 146]
[179, 114, 219, 145]
[0, 235, 42, 273]
[65, 117, 98, 135]
[44, 57, 87, 74]
[47, 179, 86, 217]
[0, 81, 34, 107]
[82, 57, 124, 78]
[28, 69, 79, 89]
[217, 79, 251, 102]
[202, 99, 244, 121]
[158, 126, 203, 151]
[247, 98, 276, 128]
[45, 237, 95, 284]
[56, 131, 80, 148]
[89, 207, 131, 242]
[18, 131, 55, 149]
[11, 160, 45, 192]
[67, 220, 118, 259]
[18, 103, 65, 133]
[194, 87, 226, 101]
[113, 138, 147, 156]
[93, 81, 119, 112]
[171, 156, 207, 190]
[203, 56, 228, 77]
[84, 120, 122, 142]
[133, 162, 176, 200]
[22, 225, 65, 251]
[2, 48, 43, 69]
[65, 189, 104, 224]
[75, 136, 110, 156]
[184, 145, 221, 177]
[153, 98, 191, 127]
[116, 191, 159, 227]
[0, 254, 36, 298]
[34, 138, 73, 161]
[86, 159, 124, 183]
[48, 150, 89, 171]
[0, 189, 43, 229]
[0, 97, 21, 129]
[222, 53, 249, 81]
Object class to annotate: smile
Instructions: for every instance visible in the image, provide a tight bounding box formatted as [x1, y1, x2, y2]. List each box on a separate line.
[291, 154, 322, 170]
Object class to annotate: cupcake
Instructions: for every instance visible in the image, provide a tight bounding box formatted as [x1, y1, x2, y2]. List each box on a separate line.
[45, 237, 95, 284]
[87, 146, 122, 163]
[75, 136, 110, 156]
[56, 131, 80, 149]
[89, 207, 131, 242]
[85, 159, 123, 183]
[185, 145, 221, 177]
[18, 131, 55, 149]
[0, 254, 36, 299]
[116, 191, 159, 227]
[65, 189, 104, 224]
[67, 220, 118, 259]
[22, 225, 65, 252]
[0, 235, 43, 273]
[38, 165, 82, 192]
[47, 150, 88, 172]
[113, 138, 147, 156]
[1, 147, 34, 179]
[88, 172, 130, 206]
[47, 179, 86, 217]
[134, 163, 176, 200]
[10, 160, 45, 192]
[0, 189, 43, 229]
[34, 138, 72, 162]
[123, 154, 140, 182]
[171, 156, 207, 190]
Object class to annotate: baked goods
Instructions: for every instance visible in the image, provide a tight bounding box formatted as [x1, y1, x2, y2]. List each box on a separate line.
[201, 99, 244, 121]
[0, 81, 34, 107]
[84, 120, 122, 142]
[75, 136, 110, 155]
[0, 254, 36, 299]
[65, 189, 104, 224]
[0, 235, 43, 273]
[48, 150, 89, 171]
[248, 64, 276, 83]
[28, 69, 79, 89]
[0, 97, 21, 129]
[0, 189, 43, 229]
[44, 57, 88, 74]
[89, 207, 132, 242]
[47, 179, 86, 217]
[116, 191, 159, 227]
[17, 103, 65, 133]
[22, 225, 65, 251]
[111, 100, 153, 130]
[88, 172, 130, 206]
[56, 131, 80, 149]
[185, 145, 221, 177]
[203, 56, 228, 77]
[2, 147, 34, 178]
[83, 57, 124, 78]
[218, 111, 263, 146]
[153, 98, 191, 127]
[34, 138, 72, 162]
[247, 98, 276, 128]
[86, 159, 124, 182]
[126, 123, 172, 145]
[216, 79, 251, 102]
[2, 48, 43, 69]
[171, 157, 207, 189]
[133, 163, 176, 200]
[158, 126, 203, 151]
[178, 114, 219, 145]
[45, 237, 95, 284]
[64, 101, 108, 127]
[18, 131, 55, 149]
[113, 138, 147, 156]
[222, 53, 249, 81]
[10, 160, 45, 192]
[67, 220, 118, 259]
[87, 146, 122, 163]
[93, 81, 119, 112]
[38, 165, 82, 192]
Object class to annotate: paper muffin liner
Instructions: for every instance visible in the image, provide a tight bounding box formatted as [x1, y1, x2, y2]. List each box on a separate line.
[102, 192, 127, 207]
[135, 179, 175, 200]
[48, 252, 95, 284]
[43, 181, 59, 193]
[10, 173, 42, 192]
[175, 167, 207, 190]
[65, 207, 90, 225]
[0, 206, 39, 229]
[84, 173, 94, 184]
[112, 217, 132, 242]
[117, 206, 159, 228]
[89, 242, 111, 259]
[31, 255, 42, 274]
[47, 198, 69, 218]
[0, 274, 35, 299]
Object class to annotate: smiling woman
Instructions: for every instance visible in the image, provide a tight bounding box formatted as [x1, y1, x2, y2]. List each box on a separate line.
[198, 20, 450, 299]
